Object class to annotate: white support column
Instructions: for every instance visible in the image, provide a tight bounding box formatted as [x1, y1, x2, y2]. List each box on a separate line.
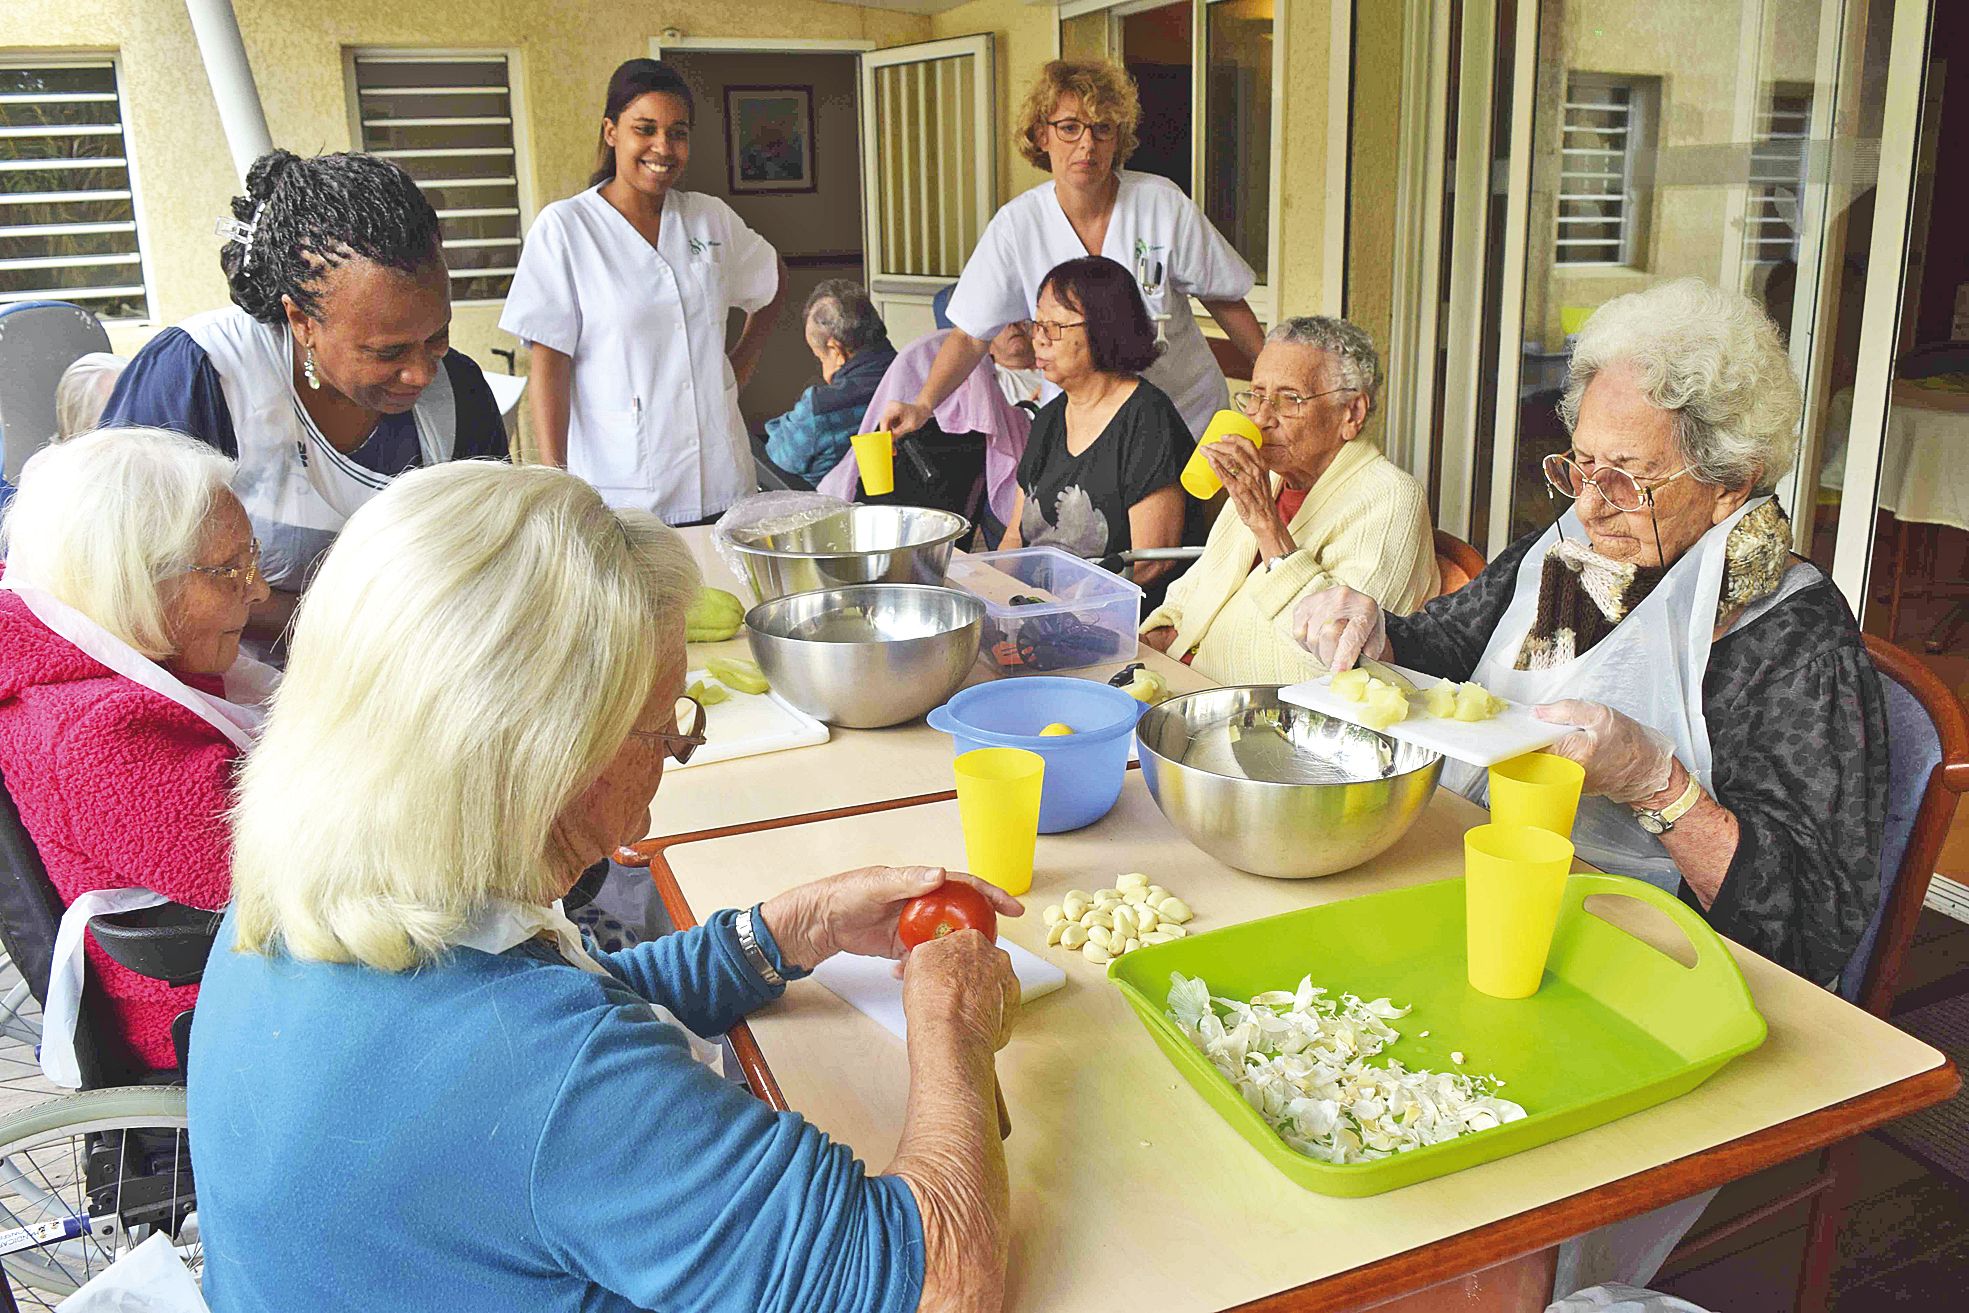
[184, 0, 272, 183]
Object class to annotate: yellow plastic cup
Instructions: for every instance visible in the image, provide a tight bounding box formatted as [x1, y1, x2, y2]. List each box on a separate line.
[1464, 822, 1575, 999]
[1179, 409, 1264, 499]
[851, 430, 895, 496]
[953, 747, 1046, 896]
[1488, 752, 1586, 838]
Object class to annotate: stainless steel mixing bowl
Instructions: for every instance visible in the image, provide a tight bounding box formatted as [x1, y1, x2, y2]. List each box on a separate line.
[745, 584, 985, 729]
[721, 505, 969, 603]
[1137, 685, 1443, 879]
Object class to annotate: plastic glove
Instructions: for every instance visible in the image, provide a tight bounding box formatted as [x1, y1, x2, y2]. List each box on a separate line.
[1289, 586, 1389, 672]
[1534, 699, 1677, 804]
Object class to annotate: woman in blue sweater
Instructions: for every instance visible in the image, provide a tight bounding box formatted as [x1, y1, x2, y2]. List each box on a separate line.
[187, 461, 1022, 1312]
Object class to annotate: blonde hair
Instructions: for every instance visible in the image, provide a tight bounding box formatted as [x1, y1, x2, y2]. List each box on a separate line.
[1016, 60, 1140, 172]
[228, 461, 701, 970]
[0, 426, 235, 659]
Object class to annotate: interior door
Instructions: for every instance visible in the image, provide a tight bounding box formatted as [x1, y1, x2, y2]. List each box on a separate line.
[858, 35, 996, 345]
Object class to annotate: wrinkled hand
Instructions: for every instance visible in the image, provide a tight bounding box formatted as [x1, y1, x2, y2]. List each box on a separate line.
[1289, 586, 1389, 672]
[1533, 700, 1677, 804]
[1202, 437, 1288, 547]
[904, 928, 1020, 1053]
[1142, 625, 1177, 654]
[760, 865, 1023, 972]
[879, 399, 934, 439]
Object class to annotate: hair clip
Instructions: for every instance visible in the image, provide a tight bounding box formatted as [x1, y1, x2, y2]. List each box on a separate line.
[214, 201, 267, 269]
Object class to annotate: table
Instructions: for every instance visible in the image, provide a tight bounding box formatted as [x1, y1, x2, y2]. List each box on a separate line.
[638, 526, 1212, 843]
[651, 774, 1957, 1312]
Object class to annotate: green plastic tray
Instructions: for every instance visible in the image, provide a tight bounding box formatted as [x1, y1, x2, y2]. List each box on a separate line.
[1108, 873, 1768, 1197]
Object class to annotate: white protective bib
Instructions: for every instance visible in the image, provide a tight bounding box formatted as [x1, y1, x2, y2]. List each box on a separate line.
[1442, 497, 1773, 891]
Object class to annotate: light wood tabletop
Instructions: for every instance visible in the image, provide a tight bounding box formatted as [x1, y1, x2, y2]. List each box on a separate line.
[655, 772, 1957, 1312]
[640, 526, 1213, 843]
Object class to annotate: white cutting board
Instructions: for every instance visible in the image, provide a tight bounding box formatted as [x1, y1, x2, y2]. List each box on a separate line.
[671, 670, 829, 770]
[1279, 660, 1575, 767]
[811, 940, 1066, 1040]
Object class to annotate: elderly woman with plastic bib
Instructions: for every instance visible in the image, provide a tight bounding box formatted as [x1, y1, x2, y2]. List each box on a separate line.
[1141, 317, 1438, 683]
[880, 59, 1264, 445]
[187, 462, 1021, 1313]
[1295, 279, 1885, 989]
[0, 429, 274, 1077]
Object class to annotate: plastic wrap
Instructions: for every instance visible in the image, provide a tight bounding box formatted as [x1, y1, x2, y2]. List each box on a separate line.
[711, 492, 853, 599]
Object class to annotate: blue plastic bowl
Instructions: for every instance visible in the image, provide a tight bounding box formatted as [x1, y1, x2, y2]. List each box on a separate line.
[926, 676, 1147, 832]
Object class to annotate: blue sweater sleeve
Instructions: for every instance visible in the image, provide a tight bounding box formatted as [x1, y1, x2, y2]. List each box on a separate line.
[598, 907, 804, 1038]
[98, 327, 237, 456]
[530, 1002, 925, 1313]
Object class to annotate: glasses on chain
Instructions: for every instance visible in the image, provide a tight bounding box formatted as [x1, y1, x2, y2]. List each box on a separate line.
[186, 538, 262, 590]
[1044, 118, 1117, 143]
[629, 696, 709, 765]
[1232, 386, 1356, 419]
[1029, 318, 1087, 344]
[1541, 453, 1694, 514]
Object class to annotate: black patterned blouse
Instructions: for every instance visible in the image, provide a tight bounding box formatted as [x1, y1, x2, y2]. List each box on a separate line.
[1386, 529, 1887, 986]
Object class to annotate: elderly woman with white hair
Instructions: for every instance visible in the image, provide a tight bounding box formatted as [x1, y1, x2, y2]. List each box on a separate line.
[0, 427, 273, 1074]
[1297, 278, 1885, 988]
[187, 461, 1022, 1312]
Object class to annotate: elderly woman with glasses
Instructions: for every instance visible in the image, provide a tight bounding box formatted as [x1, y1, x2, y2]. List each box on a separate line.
[1140, 316, 1438, 681]
[0, 428, 274, 1074]
[188, 461, 1022, 1312]
[1296, 279, 1886, 989]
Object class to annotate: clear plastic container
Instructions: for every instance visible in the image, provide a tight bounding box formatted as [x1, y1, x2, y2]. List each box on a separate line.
[945, 546, 1144, 676]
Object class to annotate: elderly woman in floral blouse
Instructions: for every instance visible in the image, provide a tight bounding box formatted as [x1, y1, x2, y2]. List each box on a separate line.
[1297, 278, 1884, 989]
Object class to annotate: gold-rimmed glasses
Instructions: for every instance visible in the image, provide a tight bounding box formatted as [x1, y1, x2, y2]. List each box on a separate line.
[1541, 453, 1695, 514]
[1232, 386, 1356, 419]
[185, 538, 262, 589]
[629, 696, 709, 765]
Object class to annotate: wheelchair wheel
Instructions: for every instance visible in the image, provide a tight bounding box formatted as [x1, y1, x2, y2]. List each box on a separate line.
[0, 1086, 195, 1308]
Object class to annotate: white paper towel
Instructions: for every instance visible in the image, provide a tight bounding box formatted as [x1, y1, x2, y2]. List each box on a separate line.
[811, 941, 1067, 1040]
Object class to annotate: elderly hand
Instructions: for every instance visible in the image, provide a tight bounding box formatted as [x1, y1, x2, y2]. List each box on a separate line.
[904, 927, 1020, 1053]
[1533, 700, 1677, 805]
[1202, 437, 1293, 560]
[760, 865, 1023, 972]
[1289, 586, 1389, 672]
[879, 399, 934, 439]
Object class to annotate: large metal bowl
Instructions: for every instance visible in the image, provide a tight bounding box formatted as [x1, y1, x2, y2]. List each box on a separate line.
[745, 584, 985, 729]
[1137, 685, 1443, 879]
[721, 504, 968, 603]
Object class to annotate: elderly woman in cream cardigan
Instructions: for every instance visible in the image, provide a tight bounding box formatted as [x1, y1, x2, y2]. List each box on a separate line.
[1142, 316, 1438, 682]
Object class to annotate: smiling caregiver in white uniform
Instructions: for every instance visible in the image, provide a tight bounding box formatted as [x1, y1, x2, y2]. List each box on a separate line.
[883, 58, 1266, 444]
[504, 59, 788, 523]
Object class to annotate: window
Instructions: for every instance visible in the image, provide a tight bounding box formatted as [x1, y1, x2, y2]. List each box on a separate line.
[1744, 85, 1812, 268]
[1556, 74, 1651, 268]
[348, 52, 526, 302]
[0, 59, 149, 320]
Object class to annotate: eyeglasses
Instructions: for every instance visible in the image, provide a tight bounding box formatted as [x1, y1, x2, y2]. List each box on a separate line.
[1233, 386, 1356, 418]
[186, 538, 262, 589]
[1541, 453, 1694, 514]
[1029, 318, 1087, 344]
[628, 696, 709, 765]
[1044, 118, 1117, 143]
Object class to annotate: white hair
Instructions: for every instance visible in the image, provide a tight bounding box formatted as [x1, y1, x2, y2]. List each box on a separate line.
[54, 352, 128, 440]
[1559, 278, 1800, 493]
[0, 427, 235, 659]
[1265, 316, 1382, 419]
[229, 461, 701, 972]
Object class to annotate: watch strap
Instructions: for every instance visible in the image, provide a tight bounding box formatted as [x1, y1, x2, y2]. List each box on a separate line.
[1635, 773, 1701, 833]
[735, 906, 785, 987]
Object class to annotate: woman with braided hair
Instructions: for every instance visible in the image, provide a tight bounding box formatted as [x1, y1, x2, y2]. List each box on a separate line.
[100, 149, 509, 652]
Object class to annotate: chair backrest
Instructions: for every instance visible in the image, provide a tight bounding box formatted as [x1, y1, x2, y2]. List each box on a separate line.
[1841, 636, 1969, 1016]
[0, 302, 112, 482]
[1434, 528, 1488, 596]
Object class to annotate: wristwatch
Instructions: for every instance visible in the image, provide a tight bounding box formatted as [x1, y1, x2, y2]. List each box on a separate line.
[734, 906, 785, 987]
[1632, 774, 1701, 835]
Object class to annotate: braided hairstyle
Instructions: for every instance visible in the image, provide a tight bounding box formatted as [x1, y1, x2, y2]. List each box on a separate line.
[220, 150, 444, 325]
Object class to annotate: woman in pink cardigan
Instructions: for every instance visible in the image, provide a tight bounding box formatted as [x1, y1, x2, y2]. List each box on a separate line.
[0, 427, 272, 1072]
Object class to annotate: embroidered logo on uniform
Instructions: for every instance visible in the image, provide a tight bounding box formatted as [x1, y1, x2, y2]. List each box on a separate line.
[688, 237, 722, 256]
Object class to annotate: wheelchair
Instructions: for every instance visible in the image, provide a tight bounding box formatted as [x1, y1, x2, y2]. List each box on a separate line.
[0, 765, 218, 1308]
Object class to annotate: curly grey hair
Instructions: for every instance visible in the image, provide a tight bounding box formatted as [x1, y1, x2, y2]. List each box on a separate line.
[1264, 316, 1382, 419]
[1558, 278, 1800, 494]
[803, 279, 888, 357]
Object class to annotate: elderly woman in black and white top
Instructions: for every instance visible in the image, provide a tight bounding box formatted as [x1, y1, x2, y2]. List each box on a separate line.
[1296, 278, 1884, 989]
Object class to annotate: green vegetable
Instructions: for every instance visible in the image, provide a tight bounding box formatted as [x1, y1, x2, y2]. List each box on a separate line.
[686, 678, 731, 707]
[685, 587, 745, 643]
[705, 656, 770, 696]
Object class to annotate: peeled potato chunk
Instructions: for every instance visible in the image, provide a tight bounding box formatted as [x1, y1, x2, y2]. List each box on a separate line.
[1359, 684, 1410, 731]
[1451, 680, 1507, 723]
[1422, 677, 1458, 720]
[1331, 667, 1373, 702]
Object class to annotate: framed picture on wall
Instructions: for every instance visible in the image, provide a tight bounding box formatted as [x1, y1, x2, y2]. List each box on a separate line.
[725, 86, 816, 194]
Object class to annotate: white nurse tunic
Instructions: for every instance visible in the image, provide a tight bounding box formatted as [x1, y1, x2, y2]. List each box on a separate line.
[501, 186, 779, 521]
[944, 170, 1255, 437]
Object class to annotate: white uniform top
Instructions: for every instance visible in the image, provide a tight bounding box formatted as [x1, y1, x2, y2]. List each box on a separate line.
[500, 185, 780, 521]
[945, 170, 1256, 437]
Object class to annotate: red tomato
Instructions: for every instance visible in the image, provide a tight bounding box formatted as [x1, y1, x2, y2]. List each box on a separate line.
[898, 884, 998, 948]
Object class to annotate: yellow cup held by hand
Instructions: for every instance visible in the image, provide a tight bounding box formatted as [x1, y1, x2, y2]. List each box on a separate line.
[851, 430, 896, 496]
[1487, 752, 1586, 838]
[953, 747, 1046, 896]
[1464, 822, 1574, 999]
[1180, 409, 1264, 499]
